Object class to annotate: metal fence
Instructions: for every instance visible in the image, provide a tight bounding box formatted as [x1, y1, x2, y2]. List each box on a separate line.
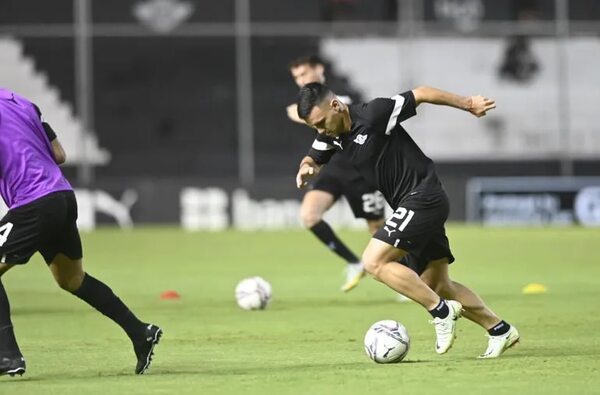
[1, 0, 599, 187]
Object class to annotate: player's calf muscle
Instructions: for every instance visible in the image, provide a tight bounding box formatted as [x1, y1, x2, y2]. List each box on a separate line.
[433, 281, 455, 299]
[421, 275, 452, 296]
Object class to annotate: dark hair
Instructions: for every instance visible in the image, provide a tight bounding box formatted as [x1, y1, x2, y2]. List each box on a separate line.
[296, 82, 332, 120]
[288, 54, 324, 70]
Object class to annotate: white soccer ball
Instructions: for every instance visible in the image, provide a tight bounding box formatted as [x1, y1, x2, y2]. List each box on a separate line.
[235, 276, 272, 310]
[364, 320, 410, 363]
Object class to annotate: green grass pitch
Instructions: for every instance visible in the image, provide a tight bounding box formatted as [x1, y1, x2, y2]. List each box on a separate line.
[2, 226, 600, 394]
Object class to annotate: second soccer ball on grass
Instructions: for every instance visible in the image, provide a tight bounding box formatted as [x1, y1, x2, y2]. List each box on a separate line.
[235, 276, 272, 310]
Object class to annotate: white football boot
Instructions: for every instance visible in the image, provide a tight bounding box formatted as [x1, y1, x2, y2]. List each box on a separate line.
[341, 263, 366, 292]
[478, 325, 520, 359]
[430, 300, 463, 354]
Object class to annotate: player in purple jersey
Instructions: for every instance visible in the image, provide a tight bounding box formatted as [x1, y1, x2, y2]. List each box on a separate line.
[0, 89, 162, 377]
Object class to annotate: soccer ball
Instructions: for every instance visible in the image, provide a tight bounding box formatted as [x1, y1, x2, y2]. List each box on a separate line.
[364, 320, 410, 363]
[235, 276, 272, 310]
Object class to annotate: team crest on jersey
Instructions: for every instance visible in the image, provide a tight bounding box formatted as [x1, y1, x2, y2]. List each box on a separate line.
[353, 134, 368, 145]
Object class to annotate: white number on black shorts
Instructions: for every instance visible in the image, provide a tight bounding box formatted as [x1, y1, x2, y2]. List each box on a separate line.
[385, 207, 415, 232]
[362, 191, 385, 214]
[0, 222, 14, 247]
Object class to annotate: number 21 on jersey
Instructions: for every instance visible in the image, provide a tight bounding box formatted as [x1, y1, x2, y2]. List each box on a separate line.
[385, 207, 414, 232]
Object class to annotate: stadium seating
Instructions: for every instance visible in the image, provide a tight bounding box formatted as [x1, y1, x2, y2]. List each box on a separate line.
[0, 37, 109, 165]
[321, 37, 600, 160]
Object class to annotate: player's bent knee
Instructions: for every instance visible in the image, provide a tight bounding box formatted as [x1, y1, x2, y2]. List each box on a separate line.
[362, 256, 384, 279]
[300, 209, 323, 228]
[54, 271, 84, 292]
[50, 256, 85, 292]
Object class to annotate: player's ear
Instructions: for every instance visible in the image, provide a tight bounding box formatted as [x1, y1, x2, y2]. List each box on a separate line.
[330, 98, 342, 112]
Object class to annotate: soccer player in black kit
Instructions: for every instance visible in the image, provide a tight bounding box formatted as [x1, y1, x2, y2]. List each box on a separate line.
[295, 83, 519, 358]
[287, 55, 385, 292]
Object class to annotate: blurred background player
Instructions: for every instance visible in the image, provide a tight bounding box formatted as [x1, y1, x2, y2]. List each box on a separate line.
[0, 89, 162, 376]
[295, 83, 519, 358]
[286, 55, 385, 292]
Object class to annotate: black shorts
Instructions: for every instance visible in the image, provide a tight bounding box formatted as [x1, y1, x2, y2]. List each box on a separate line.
[373, 190, 455, 275]
[311, 160, 385, 220]
[0, 190, 82, 265]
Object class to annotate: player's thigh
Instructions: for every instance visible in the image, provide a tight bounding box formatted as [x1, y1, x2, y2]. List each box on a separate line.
[362, 237, 408, 275]
[39, 222, 83, 265]
[371, 198, 449, 276]
[0, 207, 41, 265]
[39, 191, 83, 265]
[419, 228, 455, 287]
[301, 190, 337, 217]
[379, 192, 450, 253]
[420, 231, 455, 275]
[308, 170, 342, 209]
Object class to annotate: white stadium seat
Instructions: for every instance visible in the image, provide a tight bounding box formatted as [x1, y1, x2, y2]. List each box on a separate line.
[0, 37, 109, 166]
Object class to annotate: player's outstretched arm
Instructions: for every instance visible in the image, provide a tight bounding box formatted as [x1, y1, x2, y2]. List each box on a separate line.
[296, 156, 321, 189]
[412, 86, 496, 118]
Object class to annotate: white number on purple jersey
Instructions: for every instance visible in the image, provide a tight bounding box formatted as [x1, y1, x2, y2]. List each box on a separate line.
[0, 222, 13, 247]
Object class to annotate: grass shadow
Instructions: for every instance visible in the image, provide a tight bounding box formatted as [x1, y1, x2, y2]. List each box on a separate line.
[1, 359, 435, 383]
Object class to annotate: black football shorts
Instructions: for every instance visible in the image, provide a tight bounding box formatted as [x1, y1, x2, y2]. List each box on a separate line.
[311, 160, 385, 221]
[373, 190, 455, 275]
[0, 190, 83, 265]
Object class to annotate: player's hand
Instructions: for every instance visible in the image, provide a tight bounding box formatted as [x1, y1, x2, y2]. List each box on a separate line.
[296, 163, 317, 189]
[468, 95, 496, 118]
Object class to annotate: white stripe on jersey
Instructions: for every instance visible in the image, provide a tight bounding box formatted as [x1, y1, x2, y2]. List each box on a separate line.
[385, 94, 406, 135]
[312, 139, 334, 151]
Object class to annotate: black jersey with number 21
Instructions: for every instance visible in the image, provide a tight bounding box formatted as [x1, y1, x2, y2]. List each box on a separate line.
[307, 91, 444, 208]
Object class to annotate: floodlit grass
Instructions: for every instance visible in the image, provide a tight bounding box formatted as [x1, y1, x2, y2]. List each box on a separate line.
[3, 226, 599, 394]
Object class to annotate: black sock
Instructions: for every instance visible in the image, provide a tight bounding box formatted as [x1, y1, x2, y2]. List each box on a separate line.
[71, 273, 145, 340]
[428, 299, 450, 319]
[309, 220, 360, 264]
[0, 280, 21, 357]
[488, 320, 511, 336]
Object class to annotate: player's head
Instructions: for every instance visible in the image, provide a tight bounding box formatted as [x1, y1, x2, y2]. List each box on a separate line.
[288, 55, 325, 87]
[297, 82, 348, 137]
